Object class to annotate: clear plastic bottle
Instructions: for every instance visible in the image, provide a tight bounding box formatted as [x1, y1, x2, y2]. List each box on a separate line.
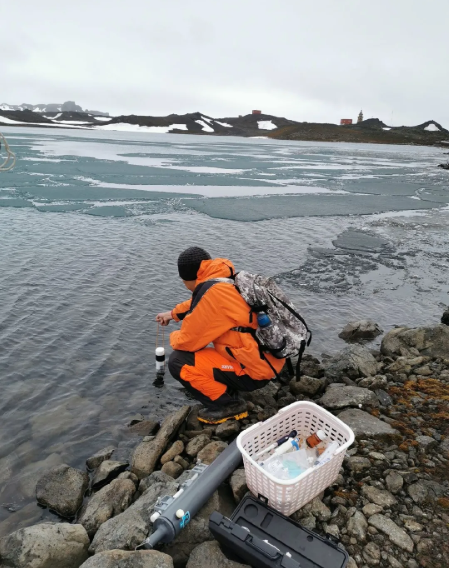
[314, 441, 340, 466]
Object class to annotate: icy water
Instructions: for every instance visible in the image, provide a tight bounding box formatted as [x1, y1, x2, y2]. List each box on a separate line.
[0, 127, 448, 534]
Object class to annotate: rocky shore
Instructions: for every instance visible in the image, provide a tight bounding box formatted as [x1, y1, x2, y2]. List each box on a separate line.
[0, 320, 448, 568]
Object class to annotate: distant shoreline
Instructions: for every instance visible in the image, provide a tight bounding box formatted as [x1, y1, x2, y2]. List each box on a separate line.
[1, 110, 448, 149]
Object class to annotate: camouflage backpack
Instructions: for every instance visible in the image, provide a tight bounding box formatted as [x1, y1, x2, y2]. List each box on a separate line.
[233, 271, 312, 380]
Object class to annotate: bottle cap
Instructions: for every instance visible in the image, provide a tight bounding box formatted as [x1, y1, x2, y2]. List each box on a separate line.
[316, 430, 326, 440]
[176, 509, 185, 519]
[155, 347, 165, 356]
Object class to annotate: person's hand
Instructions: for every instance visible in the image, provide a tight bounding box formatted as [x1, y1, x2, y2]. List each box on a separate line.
[156, 311, 173, 326]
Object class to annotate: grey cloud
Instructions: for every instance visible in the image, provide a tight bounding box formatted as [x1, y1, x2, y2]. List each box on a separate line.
[1, 0, 448, 126]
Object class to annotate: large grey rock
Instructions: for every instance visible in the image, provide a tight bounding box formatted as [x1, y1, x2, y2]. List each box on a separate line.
[324, 345, 378, 382]
[321, 386, 378, 409]
[361, 485, 397, 507]
[197, 441, 228, 465]
[187, 540, 250, 568]
[368, 514, 414, 552]
[347, 510, 368, 541]
[339, 320, 383, 342]
[132, 406, 190, 478]
[79, 549, 173, 568]
[415, 435, 437, 451]
[381, 324, 449, 358]
[36, 464, 89, 518]
[407, 480, 446, 504]
[337, 409, 401, 442]
[358, 375, 388, 390]
[78, 478, 136, 537]
[229, 469, 248, 503]
[89, 472, 177, 553]
[290, 376, 323, 396]
[0, 522, 89, 568]
[363, 542, 381, 566]
[93, 460, 129, 488]
[86, 446, 116, 470]
[186, 434, 212, 457]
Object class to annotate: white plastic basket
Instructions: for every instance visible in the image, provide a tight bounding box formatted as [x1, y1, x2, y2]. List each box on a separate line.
[236, 401, 354, 516]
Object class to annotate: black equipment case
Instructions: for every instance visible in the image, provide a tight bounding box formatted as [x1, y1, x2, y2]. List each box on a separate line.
[209, 494, 348, 568]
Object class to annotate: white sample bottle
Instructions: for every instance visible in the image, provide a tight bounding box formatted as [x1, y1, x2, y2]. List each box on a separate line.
[155, 346, 165, 376]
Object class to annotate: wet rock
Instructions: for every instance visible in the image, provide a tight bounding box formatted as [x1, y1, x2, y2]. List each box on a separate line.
[128, 414, 145, 426]
[321, 386, 378, 409]
[243, 383, 278, 408]
[363, 542, 381, 566]
[368, 514, 414, 552]
[128, 419, 160, 437]
[161, 461, 183, 479]
[113, 439, 140, 464]
[132, 405, 190, 479]
[376, 390, 393, 407]
[186, 540, 250, 568]
[381, 325, 449, 358]
[160, 440, 185, 465]
[415, 435, 437, 451]
[197, 441, 228, 465]
[442, 309, 449, 325]
[230, 469, 247, 503]
[385, 472, 403, 494]
[290, 375, 323, 396]
[0, 522, 89, 568]
[347, 510, 368, 541]
[337, 409, 401, 442]
[339, 320, 383, 343]
[361, 485, 397, 507]
[299, 355, 325, 378]
[79, 550, 174, 568]
[348, 456, 372, 473]
[297, 514, 316, 530]
[324, 345, 379, 382]
[86, 446, 116, 470]
[36, 464, 88, 518]
[89, 471, 177, 553]
[78, 478, 136, 538]
[92, 460, 128, 488]
[216, 421, 241, 439]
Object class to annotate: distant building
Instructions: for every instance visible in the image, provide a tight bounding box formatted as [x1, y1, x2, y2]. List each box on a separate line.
[340, 119, 353, 125]
[252, 110, 262, 115]
[357, 110, 364, 123]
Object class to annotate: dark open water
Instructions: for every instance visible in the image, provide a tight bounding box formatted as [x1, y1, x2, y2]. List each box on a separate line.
[0, 127, 448, 534]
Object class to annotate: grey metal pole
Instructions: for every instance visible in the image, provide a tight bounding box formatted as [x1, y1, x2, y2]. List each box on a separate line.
[142, 439, 242, 549]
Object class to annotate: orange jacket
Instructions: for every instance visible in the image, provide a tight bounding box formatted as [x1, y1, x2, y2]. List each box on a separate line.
[170, 258, 285, 380]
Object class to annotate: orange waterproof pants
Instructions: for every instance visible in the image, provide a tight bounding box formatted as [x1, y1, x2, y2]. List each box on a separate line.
[168, 347, 270, 407]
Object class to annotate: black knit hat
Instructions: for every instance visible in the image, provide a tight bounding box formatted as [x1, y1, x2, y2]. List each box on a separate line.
[178, 247, 211, 281]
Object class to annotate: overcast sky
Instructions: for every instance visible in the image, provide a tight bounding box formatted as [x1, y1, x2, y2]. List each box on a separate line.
[2, 0, 448, 126]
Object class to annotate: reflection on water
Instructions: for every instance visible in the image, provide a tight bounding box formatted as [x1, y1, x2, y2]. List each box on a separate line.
[0, 128, 448, 535]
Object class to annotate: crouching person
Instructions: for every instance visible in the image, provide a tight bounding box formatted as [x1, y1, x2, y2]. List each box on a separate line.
[156, 247, 285, 424]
